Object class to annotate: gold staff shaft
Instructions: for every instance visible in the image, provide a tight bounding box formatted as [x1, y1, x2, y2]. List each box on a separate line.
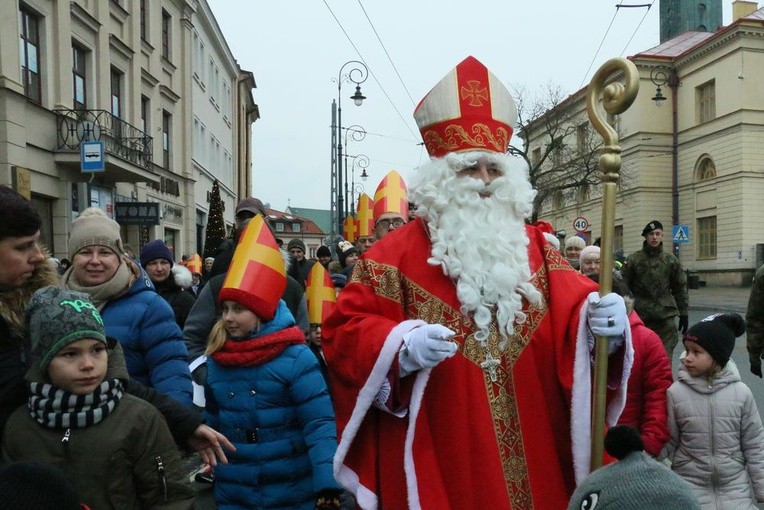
[585, 58, 639, 471]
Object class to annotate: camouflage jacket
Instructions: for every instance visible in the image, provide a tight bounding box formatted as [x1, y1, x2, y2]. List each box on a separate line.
[746, 264, 764, 364]
[622, 242, 688, 322]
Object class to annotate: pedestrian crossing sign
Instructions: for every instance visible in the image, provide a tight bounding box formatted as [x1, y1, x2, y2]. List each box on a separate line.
[672, 225, 689, 243]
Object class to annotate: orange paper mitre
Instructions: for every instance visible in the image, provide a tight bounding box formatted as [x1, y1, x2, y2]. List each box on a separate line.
[373, 170, 409, 222]
[219, 216, 285, 320]
[305, 262, 337, 325]
[356, 193, 374, 237]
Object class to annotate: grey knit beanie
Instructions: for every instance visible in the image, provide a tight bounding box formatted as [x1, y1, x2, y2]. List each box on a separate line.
[26, 287, 107, 372]
[568, 426, 699, 509]
[68, 207, 124, 259]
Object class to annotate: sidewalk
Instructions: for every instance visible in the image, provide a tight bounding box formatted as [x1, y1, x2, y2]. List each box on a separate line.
[689, 286, 751, 314]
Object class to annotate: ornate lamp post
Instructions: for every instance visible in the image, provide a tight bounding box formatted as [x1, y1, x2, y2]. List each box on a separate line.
[348, 153, 369, 215]
[330, 61, 368, 240]
[343, 125, 366, 215]
[651, 66, 680, 256]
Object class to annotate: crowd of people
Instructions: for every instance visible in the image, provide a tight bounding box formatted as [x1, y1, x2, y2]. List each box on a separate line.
[1, 55, 763, 510]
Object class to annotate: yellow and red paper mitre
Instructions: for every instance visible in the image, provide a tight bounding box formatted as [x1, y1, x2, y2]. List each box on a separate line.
[343, 215, 357, 243]
[186, 253, 203, 275]
[356, 193, 374, 238]
[413, 56, 516, 158]
[219, 215, 285, 321]
[373, 170, 409, 223]
[305, 262, 336, 325]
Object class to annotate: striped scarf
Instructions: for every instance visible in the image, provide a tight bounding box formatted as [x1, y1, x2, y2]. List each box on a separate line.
[28, 379, 123, 428]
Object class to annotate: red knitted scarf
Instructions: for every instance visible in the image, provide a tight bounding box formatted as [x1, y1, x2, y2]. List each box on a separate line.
[211, 326, 305, 367]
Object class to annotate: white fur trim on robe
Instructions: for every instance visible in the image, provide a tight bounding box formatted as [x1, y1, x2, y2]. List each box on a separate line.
[571, 299, 634, 485]
[333, 319, 426, 510]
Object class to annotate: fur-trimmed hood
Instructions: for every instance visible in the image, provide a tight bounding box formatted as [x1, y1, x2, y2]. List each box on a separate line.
[0, 255, 61, 348]
[172, 264, 193, 289]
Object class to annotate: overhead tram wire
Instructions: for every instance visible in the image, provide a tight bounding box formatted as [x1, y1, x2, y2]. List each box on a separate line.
[618, 1, 656, 57]
[578, 8, 620, 90]
[577, 2, 655, 89]
[322, 0, 419, 139]
[356, 0, 417, 106]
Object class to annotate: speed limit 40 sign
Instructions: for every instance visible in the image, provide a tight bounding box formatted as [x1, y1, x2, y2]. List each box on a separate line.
[573, 216, 589, 232]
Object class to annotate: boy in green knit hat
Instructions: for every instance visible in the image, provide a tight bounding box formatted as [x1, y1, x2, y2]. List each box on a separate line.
[2, 287, 195, 509]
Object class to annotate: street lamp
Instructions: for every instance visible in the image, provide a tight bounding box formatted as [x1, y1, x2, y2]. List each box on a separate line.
[650, 65, 680, 255]
[348, 153, 369, 215]
[343, 125, 366, 216]
[331, 60, 369, 240]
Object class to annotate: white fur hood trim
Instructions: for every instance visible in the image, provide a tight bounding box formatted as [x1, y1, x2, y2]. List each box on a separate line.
[172, 264, 193, 289]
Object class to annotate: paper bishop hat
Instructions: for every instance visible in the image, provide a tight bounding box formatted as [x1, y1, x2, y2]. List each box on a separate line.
[219, 215, 285, 320]
[413, 56, 516, 158]
[186, 253, 203, 275]
[373, 170, 409, 223]
[356, 193, 374, 237]
[305, 262, 337, 325]
[343, 215, 357, 243]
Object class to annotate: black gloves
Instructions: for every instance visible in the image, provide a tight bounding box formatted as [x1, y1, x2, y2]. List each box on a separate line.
[752, 363, 763, 378]
[678, 315, 689, 334]
[315, 489, 342, 510]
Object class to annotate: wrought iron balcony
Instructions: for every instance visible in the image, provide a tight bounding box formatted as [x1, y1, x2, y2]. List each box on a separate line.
[54, 109, 153, 169]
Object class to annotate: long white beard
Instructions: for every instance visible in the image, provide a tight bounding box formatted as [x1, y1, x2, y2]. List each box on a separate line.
[409, 151, 542, 347]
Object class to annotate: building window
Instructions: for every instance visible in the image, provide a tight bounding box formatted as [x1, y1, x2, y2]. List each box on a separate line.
[161, 9, 171, 60]
[697, 157, 717, 181]
[291, 223, 301, 233]
[19, 6, 42, 104]
[275, 223, 285, 232]
[140, 0, 148, 42]
[72, 44, 87, 109]
[697, 216, 717, 259]
[162, 110, 171, 169]
[140, 95, 150, 134]
[697, 81, 716, 124]
[576, 123, 588, 154]
[551, 136, 564, 166]
[531, 147, 541, 167]
[614, 225, 623, 253]
[110, 67, 122, 118]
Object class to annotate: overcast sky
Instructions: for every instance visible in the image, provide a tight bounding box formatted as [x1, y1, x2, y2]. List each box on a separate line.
[207, 1, 733, 212]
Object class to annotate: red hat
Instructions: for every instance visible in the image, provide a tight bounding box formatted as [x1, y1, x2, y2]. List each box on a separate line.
[219, 215, 285, 320]
[413, 56, 516, 158]
[356, 193, 374, 238]
[373, 170, 409, 223]
[305, 262, 336, 325]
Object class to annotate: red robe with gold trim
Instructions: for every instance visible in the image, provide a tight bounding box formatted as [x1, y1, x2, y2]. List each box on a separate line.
[323, 219, 631, 510]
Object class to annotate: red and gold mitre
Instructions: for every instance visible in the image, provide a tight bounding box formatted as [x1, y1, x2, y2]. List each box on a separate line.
[305, 262, 336, 325]
[356, 193, 374, 237]
[219, 215, 285, 320]
[373, 170, 409, 223]
[186, 253, 203, 275]
[343, 215, 357, 243]
[413, 56, 516, 158]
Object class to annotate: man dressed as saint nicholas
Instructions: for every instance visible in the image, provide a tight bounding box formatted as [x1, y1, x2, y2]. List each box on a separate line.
[322, 56, 633, 510]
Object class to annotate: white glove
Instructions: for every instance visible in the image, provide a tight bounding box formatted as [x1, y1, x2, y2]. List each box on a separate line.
[586, 291, 628, 346]
[399, 324, 458, 377]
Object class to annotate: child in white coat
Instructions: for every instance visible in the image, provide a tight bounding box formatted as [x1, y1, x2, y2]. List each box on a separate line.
[661, 313, 764, 509]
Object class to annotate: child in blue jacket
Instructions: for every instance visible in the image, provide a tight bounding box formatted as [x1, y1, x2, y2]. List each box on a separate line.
[203, 216, 341, 510]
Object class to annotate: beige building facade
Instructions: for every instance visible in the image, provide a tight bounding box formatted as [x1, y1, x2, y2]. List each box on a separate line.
[0, 0, 256, 260]
[527, 3, 764, 286]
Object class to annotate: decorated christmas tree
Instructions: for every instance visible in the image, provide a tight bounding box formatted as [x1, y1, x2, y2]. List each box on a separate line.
[203, 180, 226, 259]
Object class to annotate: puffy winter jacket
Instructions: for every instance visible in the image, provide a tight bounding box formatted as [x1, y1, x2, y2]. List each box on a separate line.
[101, 267, 193, 407]
[204, 312, 339, 509]
[616, 311, 672, 456]
[663, 360, 764, 509]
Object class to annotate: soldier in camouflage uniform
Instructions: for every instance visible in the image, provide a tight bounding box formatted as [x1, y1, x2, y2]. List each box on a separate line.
[622, 220, 689, 357]
[745, 265, 764, 377]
